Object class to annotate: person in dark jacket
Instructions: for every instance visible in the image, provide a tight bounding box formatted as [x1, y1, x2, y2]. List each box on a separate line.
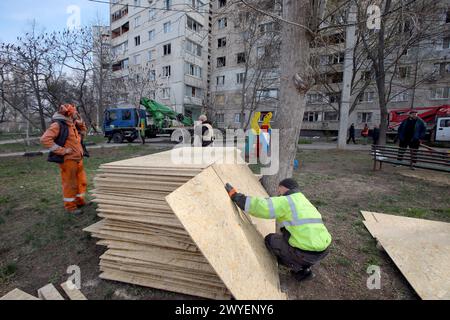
[397, 111, 426, 165]
[372, 125, 380, 145]
[198, 115, 214, 147]
[347, 123, 356, 144]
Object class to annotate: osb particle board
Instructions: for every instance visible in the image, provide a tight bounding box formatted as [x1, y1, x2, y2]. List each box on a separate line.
[0, 288, 40, 300]
[100, 147, 242, 169]
[361, 211, 450, 300]
[60, 281, 87, 300]
[100, 269, 232, 300]
[100, 256, 223, 286]
[166, 166, 286, 300]
[37, 283, 64, 300]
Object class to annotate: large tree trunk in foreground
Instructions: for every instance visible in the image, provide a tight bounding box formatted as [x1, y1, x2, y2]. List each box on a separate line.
[262, 0, 310, 196]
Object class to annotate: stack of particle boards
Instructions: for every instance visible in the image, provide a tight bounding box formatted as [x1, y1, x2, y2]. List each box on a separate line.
[84, 148, 237, 299]
[84, 147, 286, 300]
[1, 282, 87, 300]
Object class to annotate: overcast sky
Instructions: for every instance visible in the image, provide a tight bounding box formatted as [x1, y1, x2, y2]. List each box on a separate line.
[0, 0, 109, 43]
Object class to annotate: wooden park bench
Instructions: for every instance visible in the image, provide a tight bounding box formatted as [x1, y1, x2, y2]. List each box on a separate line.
[371, 144, 450, 173]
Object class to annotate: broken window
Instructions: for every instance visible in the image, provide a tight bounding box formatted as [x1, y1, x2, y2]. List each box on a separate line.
[217, 37, 226, 48]
[163, 43, 172, 56]
[237, 52, 246, 64]
[217, 56, 226, 67]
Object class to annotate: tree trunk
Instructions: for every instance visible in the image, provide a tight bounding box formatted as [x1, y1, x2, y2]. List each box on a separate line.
[375, 0, 391, 146]
[262, 0, 309, 196]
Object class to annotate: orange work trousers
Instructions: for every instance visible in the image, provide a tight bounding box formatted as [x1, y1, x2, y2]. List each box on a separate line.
[59, 160, 87, 211]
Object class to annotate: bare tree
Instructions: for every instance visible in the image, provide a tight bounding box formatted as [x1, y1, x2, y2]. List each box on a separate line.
[307, 0, 446, 145]
[262, 0, 312, 195]
[1, 22, 63, 132]
[111, 61, 163, 109]
[226, 0, 282, 130]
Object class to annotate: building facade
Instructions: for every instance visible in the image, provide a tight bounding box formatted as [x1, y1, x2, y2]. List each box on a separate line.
[108, 0, 450, 134]
[208, 0, 281, 129]
[109, 0, 210, 120]
[302, 1, 450, 136]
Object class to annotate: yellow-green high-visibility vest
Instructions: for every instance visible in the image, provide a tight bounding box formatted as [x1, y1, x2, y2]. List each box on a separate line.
[245, 192, 332, 252]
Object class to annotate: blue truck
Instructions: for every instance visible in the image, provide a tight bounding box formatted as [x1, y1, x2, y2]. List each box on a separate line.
[103, 98, 194, 143]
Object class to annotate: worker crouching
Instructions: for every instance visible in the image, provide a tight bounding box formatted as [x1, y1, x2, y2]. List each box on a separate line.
[225, 178, 332, 282]
[40, 104, 88, 215]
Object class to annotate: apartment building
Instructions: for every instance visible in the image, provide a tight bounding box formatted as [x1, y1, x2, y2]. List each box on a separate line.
[302, 2, 450, 136]
[109, 0, 210, 120]
[108, 0, 450, 133]
[208, 0, 281, 129]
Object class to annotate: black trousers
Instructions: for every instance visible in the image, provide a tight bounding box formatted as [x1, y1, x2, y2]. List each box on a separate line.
[347, 135, 356, 144]
[264, 228, 329, 272]
[397, 140, 420, 162]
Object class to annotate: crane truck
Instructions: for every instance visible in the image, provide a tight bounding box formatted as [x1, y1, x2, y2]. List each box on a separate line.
[103, 97, 194, 144]
[387, 105, 450, 143]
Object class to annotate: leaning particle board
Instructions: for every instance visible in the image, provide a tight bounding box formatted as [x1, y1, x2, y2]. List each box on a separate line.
[360, 211, 379, 223]
[166, 166, 286, 300]
[60, 281, 87, 300]
[211, 164, 275, 237]
[0, 288, 40, 300]
[361, 211, 450, 300]
[37, 283, 65, 300]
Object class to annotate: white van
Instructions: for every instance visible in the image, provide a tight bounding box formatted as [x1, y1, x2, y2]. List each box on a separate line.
[435, 117, 450, 142]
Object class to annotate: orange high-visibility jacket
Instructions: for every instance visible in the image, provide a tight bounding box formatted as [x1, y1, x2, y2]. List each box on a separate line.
[40, 113, 87, 162]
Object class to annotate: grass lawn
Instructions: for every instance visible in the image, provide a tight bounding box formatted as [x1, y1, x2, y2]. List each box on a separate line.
[0, 134, 107, 154]
[0, 144, 186, 300]
[285, 149, 450, 299]
[0, 147, 448, 299]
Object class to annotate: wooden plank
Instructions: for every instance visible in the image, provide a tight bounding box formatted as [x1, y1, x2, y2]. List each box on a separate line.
[104, 248, 214, 273]
[100, 147, 241, 169]
[100, 257, 224, 286]
[166, 166, 286, 300]
[360, 211, 379, 223]
[37, 283, 65, 300]
[60, 281, 87, 300]
[100, 269, 231, 300]
[0, 288, 40, 300]
[362, 212, 450, 300]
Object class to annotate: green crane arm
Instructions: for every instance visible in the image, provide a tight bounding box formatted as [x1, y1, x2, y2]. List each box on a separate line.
[140, 97, 194, 128]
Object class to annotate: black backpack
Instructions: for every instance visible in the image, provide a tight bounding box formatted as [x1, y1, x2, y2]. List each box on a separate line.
[47, 120, 69, 164]
[47, 120, 90, 163]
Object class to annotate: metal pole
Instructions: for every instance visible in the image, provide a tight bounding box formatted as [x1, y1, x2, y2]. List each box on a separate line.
[338, 4, 357, 149]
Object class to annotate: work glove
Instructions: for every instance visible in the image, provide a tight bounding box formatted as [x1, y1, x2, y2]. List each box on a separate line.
[225, 183, 246, 211]
[225, 183, 237, 198]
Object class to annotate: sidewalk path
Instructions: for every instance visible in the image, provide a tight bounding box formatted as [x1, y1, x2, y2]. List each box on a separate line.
[0, 137, 40, 145]
[298, 143, 371, 151]
[0, 141, 174, 158]
[298, 142, 449, 153]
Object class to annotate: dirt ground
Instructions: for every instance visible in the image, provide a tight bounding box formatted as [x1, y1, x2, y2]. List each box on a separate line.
[0, 147, 449, 300]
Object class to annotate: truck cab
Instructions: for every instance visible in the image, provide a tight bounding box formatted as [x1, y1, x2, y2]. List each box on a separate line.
[103, 108, 147, 143]
[435, 117, 450, 142]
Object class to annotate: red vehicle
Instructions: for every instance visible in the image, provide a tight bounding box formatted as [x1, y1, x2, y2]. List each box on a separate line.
[388, 105, 450, 141]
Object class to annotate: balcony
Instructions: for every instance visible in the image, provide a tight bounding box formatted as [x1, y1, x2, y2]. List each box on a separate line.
[111, 5, 128, 24]
[112, 22, 129, 40]
[184, 96, 203, 106]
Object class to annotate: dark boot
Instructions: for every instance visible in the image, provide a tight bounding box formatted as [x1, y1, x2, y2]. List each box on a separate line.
[291, 268, 314, 282]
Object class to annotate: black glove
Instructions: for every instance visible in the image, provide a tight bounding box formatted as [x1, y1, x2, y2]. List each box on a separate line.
[225, 183, 235, 195]
[225, 183, 246, 211]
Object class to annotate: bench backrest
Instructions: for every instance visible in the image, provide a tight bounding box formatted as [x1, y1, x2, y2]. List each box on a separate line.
[371, 145, 450, 170]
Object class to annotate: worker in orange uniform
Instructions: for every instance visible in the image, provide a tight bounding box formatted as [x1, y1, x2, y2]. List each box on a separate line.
[40, 104, 88, 215]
